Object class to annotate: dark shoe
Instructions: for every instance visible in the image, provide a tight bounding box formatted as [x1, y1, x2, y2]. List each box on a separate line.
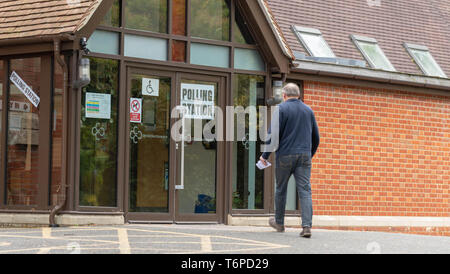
[300, 227, 311, 238]
[269, 217, 285, 232]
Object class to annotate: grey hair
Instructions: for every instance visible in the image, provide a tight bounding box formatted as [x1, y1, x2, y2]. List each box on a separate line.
[282, 83, 300, 97]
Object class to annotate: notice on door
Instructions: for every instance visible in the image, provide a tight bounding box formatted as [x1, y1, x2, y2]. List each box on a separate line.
[10, 71, 40, 108]
[180, 83, 215, 119]
[85, 92, 111, 119]
[130, 98, 142, 123]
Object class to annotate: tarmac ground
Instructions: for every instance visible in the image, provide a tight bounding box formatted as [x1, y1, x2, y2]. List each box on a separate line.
[0, 224, 448, 254]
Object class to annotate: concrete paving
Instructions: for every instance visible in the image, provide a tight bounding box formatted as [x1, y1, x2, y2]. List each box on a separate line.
[0, 224, 448, 254]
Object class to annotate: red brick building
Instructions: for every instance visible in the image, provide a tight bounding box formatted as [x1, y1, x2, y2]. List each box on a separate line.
[0, 0, 448, 236]
[267, 0, 450, 236]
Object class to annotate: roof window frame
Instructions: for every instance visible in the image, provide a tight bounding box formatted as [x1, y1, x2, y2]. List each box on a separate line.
[403, 43, 447, 78]
[292, 26, 336, 58]
[350, 34, 396, 72]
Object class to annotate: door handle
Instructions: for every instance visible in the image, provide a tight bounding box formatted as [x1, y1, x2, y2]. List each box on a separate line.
[175, 106, 186, 190]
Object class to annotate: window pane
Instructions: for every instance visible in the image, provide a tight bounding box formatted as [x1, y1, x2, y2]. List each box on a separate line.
[100, 0, 120, 27]
[87, 30, 120, 55]
[234, 48, 265, 71]
[124, 34, 168, 61]
[191, 0, 230, 41]
[232, 74, 265, 210]
[190, 43, 229, 68]
[299, 33, 335, 58]
[7, 58, 41, 206]
[129, 75, 171, 213]
[172, 40, 186, 62]
[172, 0, 186, 35]
[411, 49, 446, 78]
[79, 57, 119, 207]
[358, 41, 395, 71]
[125, 0, 167, 33]
[50, 58, 64, 206]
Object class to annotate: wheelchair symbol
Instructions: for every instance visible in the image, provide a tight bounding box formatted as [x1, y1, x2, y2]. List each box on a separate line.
[130, 126, 143, 144]
[146, 80, 155, 95]
[91, 123, 105, 141]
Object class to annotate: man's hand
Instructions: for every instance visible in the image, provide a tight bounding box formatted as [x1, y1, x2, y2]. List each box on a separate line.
[260, 156, 268, 166]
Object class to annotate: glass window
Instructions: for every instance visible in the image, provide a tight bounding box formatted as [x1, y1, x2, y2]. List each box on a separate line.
[79, 57, 119, 207]
[234, 9, 254, 44]
[292, 26, 335, 58]
[172, 0, 186, 35]
[191, 0, 230, 41]
[232, 74, 265, 210]
[404, 43, 447, 78]
[190, 43, 229, 68]
[124, 34, 168, 61]
[125, 0, 168, 33]
[234, 48, 265, 71]
[50, 57, 64, 206]
[7, 57, 41, 206]
[100, 0, 120, 27]
[129, 75, 171, 213]
[351, 35, 396, 71]
[87, 30, 120, 55]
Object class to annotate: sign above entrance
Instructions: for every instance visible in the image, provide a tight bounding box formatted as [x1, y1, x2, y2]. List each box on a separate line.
[180, 83, 215, 119]
[10, 71, 40, 108]
[142, 78, 159, 96]
[130, 98, 142, 123]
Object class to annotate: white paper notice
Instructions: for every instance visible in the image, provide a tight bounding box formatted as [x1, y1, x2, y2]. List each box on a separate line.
[10, 71, 40, 108]
[85, 92, 111, 119]
[256, 160, 271, 170]
[142, 78, 159, 96]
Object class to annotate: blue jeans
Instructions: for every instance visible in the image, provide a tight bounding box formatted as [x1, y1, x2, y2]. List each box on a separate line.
[275, 153, 313, 227]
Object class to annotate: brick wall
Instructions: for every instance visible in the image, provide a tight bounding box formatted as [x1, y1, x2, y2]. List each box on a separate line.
[305, 81, 449, 218]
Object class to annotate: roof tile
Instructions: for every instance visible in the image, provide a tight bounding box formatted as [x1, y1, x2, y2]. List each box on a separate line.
[0, 0, 103, 42]
[267, 0, 450, 77]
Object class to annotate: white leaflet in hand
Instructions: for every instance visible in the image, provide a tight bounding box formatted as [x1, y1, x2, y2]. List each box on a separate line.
[256, 160, 271, 170]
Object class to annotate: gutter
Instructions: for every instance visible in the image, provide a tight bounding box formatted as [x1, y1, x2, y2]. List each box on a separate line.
[49, 38, 69, 227]
[292, 60, 450, 92]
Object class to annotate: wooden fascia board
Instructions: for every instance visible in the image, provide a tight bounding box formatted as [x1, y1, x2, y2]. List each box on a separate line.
[74, 0, 115, 40]
[238, 0, 291, 74]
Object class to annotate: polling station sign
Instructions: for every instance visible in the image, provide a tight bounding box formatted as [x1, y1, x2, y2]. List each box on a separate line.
[180, 83, 215, 119]
[10, 71, 40, 108]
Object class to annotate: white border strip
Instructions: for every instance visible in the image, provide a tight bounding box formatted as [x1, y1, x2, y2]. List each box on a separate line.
[228, 215, 450, 227]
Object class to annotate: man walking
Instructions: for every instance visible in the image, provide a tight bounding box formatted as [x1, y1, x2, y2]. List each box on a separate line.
[260, 83, 320, 238]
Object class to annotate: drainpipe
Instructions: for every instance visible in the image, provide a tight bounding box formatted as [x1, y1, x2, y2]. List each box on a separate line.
[49, 38, 69, 227]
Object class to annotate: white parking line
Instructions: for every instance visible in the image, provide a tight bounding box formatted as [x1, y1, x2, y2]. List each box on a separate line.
[117, 228, 131, 254]
[200, 236, 212, 252]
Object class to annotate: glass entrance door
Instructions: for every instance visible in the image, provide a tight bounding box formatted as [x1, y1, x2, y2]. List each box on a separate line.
[174, 75, 223, 223]
[125, 70, 224, 223]
[126, 69, 175, 222]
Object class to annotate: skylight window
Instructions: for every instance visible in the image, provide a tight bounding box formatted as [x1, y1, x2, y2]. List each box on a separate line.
[351, 35, 396, 72]
[404, 43, 447, 78]
[292, 26, 335, 58]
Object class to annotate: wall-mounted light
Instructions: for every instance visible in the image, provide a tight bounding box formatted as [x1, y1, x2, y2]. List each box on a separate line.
[267, 80, 283, 106]
[73, 37, 91, 89]
[73, 57, 90, 89]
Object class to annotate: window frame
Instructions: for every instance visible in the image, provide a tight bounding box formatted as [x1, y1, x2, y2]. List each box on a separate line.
[292, 26, 336, 58]
[351, 34, 396, 72]
[89, 0, 267, 73]
[403, 43, 447, 78]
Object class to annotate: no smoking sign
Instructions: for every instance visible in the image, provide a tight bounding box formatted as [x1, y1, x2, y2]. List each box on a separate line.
[130, 98, 142, 123]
